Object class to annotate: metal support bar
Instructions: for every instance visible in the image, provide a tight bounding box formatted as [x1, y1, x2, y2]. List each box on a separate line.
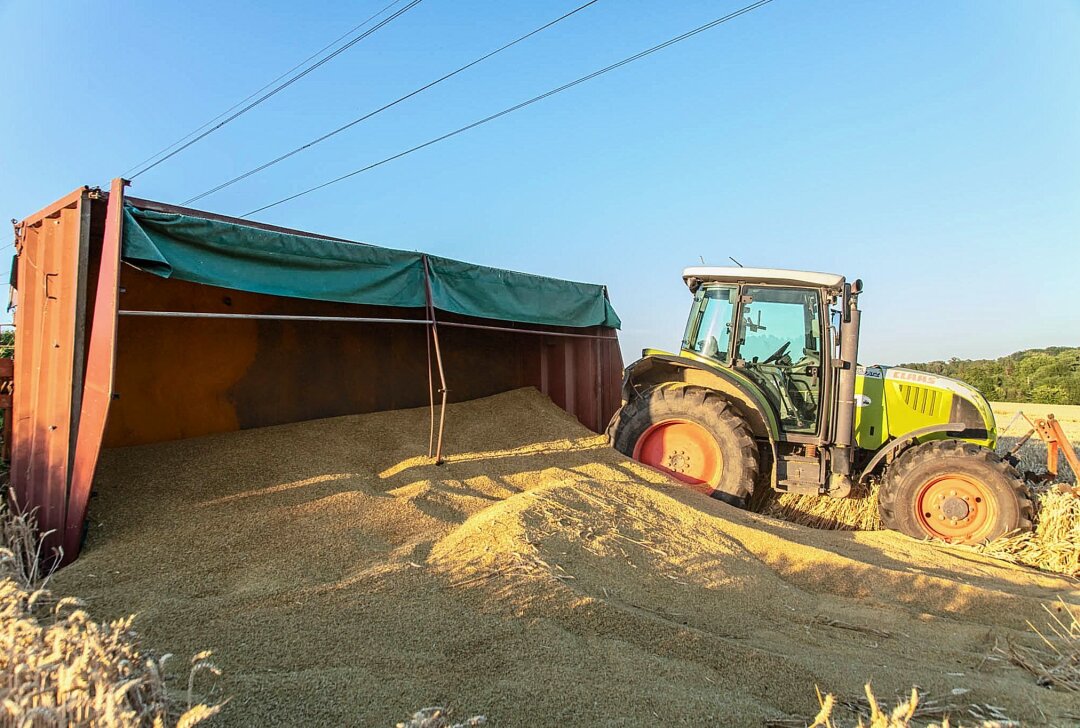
[438, 319, 618, 341]
[116, 310, 619, 341]
[421, 255, 449, 464]
[426, 313, 435, 459]
[594, 338, 603, 432]
[65, 178, 125, 564]
[118, 310, 432, 325]
[1007, 429, 1036, 458]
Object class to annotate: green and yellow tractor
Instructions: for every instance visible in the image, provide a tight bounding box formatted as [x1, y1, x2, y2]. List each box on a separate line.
[608, 267, 1032, 544]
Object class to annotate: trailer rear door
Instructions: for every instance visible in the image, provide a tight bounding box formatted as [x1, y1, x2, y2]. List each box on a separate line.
[11, 187, 93, 560]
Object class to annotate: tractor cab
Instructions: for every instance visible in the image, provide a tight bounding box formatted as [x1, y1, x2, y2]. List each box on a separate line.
[679, 267, 847, 440]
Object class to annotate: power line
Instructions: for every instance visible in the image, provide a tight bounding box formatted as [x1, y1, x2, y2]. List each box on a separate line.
[243, 0, 776, 218]
[128, 0, 425, 180]
[121, 0, 411, 179]
[183, 0, 604, 206]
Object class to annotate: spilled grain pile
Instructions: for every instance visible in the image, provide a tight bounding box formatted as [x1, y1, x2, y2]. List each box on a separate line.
[0, 495, 222, 727]
[50, 389, 1079, 727]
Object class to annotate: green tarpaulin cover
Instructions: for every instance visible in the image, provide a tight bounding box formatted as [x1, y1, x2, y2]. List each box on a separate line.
[122, 206, 620, 329]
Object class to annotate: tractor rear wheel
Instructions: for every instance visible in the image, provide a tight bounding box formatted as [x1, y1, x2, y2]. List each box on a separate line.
[608, 385, 759, 506]
[878, 439, 1033, 544]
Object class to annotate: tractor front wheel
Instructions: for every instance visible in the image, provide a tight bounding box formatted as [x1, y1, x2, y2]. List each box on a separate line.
[878, 440, 1033, 544]
[608, 386, 759, 506]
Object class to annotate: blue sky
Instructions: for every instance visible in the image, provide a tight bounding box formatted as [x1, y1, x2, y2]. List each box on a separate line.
[2, 0, 1077, 364]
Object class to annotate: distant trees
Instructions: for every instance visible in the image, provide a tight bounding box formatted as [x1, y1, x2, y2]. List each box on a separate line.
[901, 347, 1080, 404]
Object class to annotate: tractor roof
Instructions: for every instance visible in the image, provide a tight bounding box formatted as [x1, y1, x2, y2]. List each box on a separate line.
[682, 266, 845, 290]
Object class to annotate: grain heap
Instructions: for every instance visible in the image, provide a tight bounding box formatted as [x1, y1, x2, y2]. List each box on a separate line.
[50, 389, 1078, 726]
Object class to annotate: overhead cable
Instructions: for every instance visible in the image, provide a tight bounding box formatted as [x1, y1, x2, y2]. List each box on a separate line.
[183, 0, 603, 205]
[127, 0, 424, 179]
[243, 0, 775, 217]
[122, 0, 411, 178]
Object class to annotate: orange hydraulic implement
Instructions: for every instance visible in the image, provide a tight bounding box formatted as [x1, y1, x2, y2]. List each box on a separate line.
[1008, 413, 1080, 482]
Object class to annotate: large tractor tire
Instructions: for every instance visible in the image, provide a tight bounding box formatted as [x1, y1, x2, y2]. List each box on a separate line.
[608, 385, 759, 506]
[878, 439, 1033, 544]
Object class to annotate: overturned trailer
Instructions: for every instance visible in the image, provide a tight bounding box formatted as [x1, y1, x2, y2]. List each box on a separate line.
[10, 180, 623, 564]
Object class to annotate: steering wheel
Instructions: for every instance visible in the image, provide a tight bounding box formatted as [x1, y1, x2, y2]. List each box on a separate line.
[763, 341, 791, 364]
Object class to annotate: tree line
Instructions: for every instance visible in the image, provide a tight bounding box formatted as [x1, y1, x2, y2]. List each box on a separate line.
[901, 346, 1080, 405]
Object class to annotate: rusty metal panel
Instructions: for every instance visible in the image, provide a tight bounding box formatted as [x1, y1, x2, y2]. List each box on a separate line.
[105, 268, 436, 445]
[104, 265, 623, 448]
[11, 187, 93, 562]
[65, 180, 124, 562]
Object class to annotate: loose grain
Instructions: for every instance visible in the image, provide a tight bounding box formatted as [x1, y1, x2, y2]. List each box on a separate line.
[50, 389, 1078, 726]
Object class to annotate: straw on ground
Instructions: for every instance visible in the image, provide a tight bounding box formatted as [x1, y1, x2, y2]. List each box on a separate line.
[0, 492, 224, 727]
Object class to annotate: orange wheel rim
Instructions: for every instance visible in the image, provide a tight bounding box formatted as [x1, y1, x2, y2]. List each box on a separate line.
[914, 472, 997, 543]
[632, 419, 723, 495]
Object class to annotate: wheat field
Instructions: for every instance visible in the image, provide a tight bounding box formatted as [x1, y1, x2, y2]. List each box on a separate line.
[992, 401, 1080, 440]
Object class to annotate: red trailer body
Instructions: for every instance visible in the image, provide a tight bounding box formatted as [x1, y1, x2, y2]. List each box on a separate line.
[9, 181, 623, 564]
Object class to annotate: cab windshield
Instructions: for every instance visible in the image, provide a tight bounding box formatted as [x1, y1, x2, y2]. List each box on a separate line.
[682, 285, 737, 362]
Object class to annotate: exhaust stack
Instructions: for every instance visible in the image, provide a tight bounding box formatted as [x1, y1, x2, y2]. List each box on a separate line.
[829, 279, 862, 496]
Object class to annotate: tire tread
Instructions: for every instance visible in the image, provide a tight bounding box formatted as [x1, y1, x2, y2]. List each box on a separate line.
[609, 384, 759, 504]
[878, 439, 1033, 541]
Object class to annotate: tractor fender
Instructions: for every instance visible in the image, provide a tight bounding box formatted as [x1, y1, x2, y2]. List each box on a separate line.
[857, 422, 965, 482]
[619, 353, 780, 488]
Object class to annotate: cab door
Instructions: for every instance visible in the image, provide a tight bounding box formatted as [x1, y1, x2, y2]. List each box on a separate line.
[733, 286, 824, 437]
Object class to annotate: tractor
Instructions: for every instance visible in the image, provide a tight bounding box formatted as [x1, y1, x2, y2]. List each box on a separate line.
[608, 267, 1033, 544]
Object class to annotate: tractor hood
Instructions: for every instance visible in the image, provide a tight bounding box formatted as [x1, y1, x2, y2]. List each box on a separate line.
[857, 365, 997, 449]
